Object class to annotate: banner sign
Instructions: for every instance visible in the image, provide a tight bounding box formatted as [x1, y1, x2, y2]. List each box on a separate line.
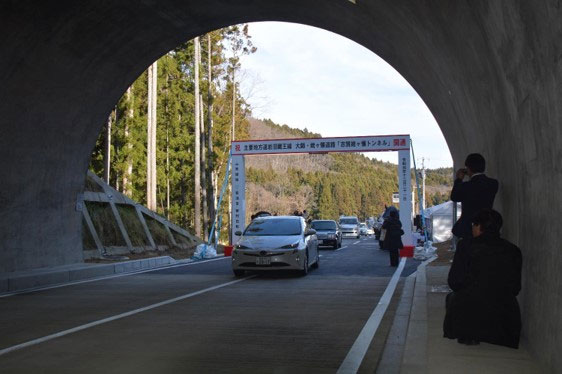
[230, 134, 412, 246]
[231, 155, 246, 245]
[231, 135, 410, 156]
[398, 149, 412, 245]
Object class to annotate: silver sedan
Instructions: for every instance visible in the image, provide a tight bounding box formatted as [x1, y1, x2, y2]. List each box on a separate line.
[232, 216, 319, 276]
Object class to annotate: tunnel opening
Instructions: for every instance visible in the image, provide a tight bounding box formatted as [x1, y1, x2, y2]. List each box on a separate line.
[84, 21, 452, 264]
[2, 2, 560, 371]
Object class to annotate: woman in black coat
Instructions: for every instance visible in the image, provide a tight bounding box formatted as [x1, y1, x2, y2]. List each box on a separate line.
[382, 210, 403, 266]
[443, 209, 522, 348]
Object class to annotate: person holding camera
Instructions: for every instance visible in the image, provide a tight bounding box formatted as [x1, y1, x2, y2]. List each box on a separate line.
[451, 153, 498, 239]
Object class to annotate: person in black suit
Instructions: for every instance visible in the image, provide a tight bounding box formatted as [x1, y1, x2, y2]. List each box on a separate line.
[382, 210, 404, 266]
[443, 209, 522, 348]
[451, 153, 498, 239]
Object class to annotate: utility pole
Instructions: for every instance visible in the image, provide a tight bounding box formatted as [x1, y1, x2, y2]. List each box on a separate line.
[228, 71, 236, 244]
[166, 122, 170, 220]
[421, 157, 426, 210]
[194, 37, 201, 237]
[200, 94, 208, 239]
[207, 33, 216, 244]
[231, 71, 236, 143]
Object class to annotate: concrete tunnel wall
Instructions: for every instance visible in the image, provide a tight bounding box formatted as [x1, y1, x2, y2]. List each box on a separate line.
[0, 1, 560, 371]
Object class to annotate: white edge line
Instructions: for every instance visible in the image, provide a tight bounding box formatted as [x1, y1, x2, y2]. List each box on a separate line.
[0, 256, 230, 298]
[0, 275, 254, 357]
[335, 246, 348, 252]
[337, 257, 406, 374]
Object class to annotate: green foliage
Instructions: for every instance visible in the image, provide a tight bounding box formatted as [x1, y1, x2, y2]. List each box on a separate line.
[88, 26, 256, 242]
[143, 214, 173, 246]
[116, 204, 149, 247]
[88, 24, 452, 241]
[425, 167, 453, 187]
[85, 202, 126, 247]
[429, 191, 450, 206]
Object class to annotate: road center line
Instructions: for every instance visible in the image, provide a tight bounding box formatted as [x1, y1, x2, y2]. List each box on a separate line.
[337, 257, 406, 374]
[0, 275, 255, 357]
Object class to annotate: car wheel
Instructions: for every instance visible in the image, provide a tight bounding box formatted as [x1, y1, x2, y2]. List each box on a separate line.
[299, 251, 309, 276]
[312, 252, 319, 269]
[233, 269, 245, 277]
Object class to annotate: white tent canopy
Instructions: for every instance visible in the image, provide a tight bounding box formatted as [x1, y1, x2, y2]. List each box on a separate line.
[424, 201, 461, 243]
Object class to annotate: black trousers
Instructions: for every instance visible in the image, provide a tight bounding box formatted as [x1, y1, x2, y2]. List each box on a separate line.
[389, 248, 399, 266]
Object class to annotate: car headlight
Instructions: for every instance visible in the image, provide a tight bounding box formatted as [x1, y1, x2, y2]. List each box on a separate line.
[328, 234, 335, 239]
[279, 242, 299, 249]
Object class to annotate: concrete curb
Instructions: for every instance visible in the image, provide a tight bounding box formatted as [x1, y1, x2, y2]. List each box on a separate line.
[376, 274, 416, 374]
[0, 256, 178, 294]
[400, 256, 436, 374]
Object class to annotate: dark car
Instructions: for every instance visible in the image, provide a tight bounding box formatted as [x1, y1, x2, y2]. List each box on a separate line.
[311, 220, 342, 249]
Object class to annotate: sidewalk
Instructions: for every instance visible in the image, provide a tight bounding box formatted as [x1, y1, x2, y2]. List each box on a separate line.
[0, 256, 180, 295]
[397, 260, 542, 373]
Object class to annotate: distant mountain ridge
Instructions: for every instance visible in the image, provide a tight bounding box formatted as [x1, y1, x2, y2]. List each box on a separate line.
[244, 118, 451, 221]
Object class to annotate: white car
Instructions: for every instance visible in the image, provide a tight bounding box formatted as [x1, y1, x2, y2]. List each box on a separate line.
[232, 216, 319, 276]
[359, 223, 368, 236]
[339, 216, 360, 238]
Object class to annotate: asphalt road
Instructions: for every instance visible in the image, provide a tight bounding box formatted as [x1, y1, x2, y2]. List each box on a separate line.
[0, 237, 420, 373]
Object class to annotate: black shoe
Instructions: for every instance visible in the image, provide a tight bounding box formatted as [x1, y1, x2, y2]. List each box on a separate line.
[457, 338, 480, 345]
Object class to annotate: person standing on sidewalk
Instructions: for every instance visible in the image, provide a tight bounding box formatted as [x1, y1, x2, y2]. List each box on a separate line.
[444, 209, 522, 348]
[451, 153, 498, 239]
[382, 210, 404, 266]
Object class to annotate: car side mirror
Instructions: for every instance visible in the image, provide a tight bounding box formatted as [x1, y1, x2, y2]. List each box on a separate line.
[234, 231, 242, 236]
[305, 229, 316, 236]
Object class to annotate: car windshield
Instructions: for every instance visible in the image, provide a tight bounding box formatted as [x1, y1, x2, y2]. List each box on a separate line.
[340, 218, 358, 225]
[360, 223, 366, 228]
[311, 221, 337, 230]
[244, 218, 302, 236]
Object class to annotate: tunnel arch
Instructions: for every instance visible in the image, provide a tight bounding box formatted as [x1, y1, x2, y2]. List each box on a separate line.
[1, 1, 561, 371]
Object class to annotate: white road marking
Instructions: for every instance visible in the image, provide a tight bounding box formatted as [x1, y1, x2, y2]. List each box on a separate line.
[0, 275, 255, 357]
[337, 257, 406, 374]
[335, 246, 348, 252]
[353, 240, 361, 245]
[0, 256, 230, 298]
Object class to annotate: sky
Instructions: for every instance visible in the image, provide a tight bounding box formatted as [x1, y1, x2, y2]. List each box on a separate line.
[238, 22, 453, 169]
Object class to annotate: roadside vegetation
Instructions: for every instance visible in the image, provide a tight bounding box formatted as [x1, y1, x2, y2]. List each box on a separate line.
[88, 24, 453, 245]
